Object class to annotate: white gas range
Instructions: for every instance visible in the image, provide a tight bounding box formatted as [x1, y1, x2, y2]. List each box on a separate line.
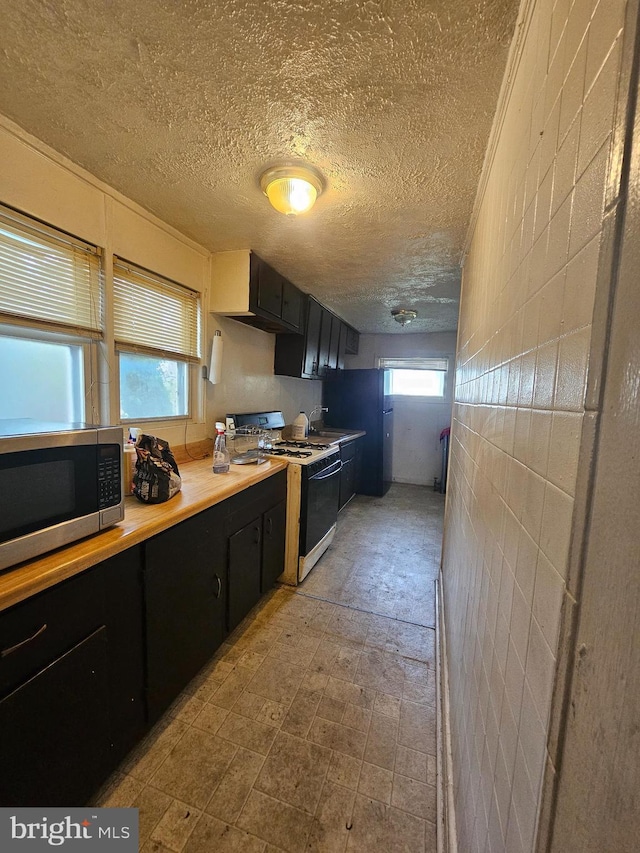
[227, 412, 342, 584]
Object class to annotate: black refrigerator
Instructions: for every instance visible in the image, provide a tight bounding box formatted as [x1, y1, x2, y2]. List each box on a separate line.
[323, 369, 393, 496]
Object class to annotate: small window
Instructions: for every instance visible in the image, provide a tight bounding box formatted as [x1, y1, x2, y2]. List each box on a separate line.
[119, 352, 188, 420]
[0, 330, 87, 422]
[113, 258, 201, 424]
[379, 357, 448, 398]
[0, 205, 101, 423]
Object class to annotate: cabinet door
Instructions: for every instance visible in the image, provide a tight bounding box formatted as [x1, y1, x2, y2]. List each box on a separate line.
[317, 308, 333, 376]
[282, 279, 302, 331]
[262, 500, 286, 592]
[228, 517, 262, 632]
[102, 547, 146, 763]
[339, 457, 356, 509]
[0, 627, 111, 806]
[328, 316, 341, 371]
[338, 322, 347, 370]
[354, 438, 364, 493]
[303, 297, 323, 377]
[345, 325, 360, 355]
[145, 506, 226, 723]
[257, 265, 284, 318]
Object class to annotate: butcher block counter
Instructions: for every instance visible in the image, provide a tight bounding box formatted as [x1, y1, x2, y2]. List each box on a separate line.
[0, 456, 288, 613]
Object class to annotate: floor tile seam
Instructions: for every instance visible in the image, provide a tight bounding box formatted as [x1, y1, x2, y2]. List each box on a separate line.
[145, 727, 240, 813]
[201, 745, 268, 832]
[243, 786, 316, 853]
[242, 713, 327, 826]
[132, 779, 174, 845]
[134, 716, 194, 788]
[148, 793, 204, 852]
[385, 786, 437, 828]
[291, 587, 436, 631]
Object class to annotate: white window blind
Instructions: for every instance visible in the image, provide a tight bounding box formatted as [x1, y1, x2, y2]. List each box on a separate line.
[378, 357, 448, 371]
[113, 259, 201, 361]
[0, 205, 102, 335]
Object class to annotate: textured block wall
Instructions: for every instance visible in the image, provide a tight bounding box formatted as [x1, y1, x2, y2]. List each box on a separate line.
[441, 1, 627, 851]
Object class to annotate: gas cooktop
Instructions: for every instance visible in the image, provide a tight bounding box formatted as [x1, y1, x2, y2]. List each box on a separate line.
[275, 440, 332, 451]
[226, 412, 339, 466]
[266, 440, 338, 464]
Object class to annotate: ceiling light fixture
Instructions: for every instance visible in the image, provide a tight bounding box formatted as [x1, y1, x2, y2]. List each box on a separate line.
[391, 309, 418, 327]
[260, 163, 324, 216]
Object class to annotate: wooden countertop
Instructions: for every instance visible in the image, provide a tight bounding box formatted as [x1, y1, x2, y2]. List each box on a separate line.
[0, 457, 288, 613]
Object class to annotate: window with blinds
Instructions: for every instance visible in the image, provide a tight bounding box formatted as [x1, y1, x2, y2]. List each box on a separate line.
[113, 259, 201, 361]
[378, 356, 449, 397]
[0, 205, 102, 335]
[113, 258, 201, 421]
[378, 357, 449, 372]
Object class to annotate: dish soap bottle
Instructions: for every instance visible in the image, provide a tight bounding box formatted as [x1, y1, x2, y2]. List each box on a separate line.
[292, 411, 309, 440]
[213, 422, 230, 474]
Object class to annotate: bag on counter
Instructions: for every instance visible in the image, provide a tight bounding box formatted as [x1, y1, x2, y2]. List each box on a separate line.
[133, 434, 182, 504]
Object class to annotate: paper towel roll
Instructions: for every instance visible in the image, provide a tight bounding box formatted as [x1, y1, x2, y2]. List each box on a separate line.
[209, 331, 223, 384]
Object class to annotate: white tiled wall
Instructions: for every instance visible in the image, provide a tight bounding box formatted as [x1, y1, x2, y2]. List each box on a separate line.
[441, 1, 627, 851]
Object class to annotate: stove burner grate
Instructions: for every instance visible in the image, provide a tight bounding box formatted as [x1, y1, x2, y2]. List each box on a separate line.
[275, 440, 331, 451]
[269, 448, 313, 458]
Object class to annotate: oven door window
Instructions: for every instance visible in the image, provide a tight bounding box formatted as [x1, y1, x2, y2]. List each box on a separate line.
[301, 460, 341, 556]
[0, 446, 99, 544]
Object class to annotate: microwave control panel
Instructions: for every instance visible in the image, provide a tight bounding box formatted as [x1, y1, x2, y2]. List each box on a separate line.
[97, 444, 122, 509]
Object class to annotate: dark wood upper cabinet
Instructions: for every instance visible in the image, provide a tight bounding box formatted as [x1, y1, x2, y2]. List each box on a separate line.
[345, 324, 359, 355]
[275, 295, 358, 380]
[282, 278, 303, 329]
[254, 258, 283, 319]
[328, 315, 341, 373]
[338, 321, 347, 370]
[317, 306, 333, 377]
[210, 250, 303, 334]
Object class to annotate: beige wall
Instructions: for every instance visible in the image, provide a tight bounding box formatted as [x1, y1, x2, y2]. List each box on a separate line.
[0, 116, 321, 442]
[441, 1, 628, 851]
[205, 314, 322, 427]
[345, 331, 456, 485]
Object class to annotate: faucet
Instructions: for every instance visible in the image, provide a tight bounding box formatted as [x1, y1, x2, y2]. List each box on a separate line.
[308, 406, 328, 433]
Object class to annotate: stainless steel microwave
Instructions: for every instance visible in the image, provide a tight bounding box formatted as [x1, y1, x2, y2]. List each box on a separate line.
[0, 421, 124, 572]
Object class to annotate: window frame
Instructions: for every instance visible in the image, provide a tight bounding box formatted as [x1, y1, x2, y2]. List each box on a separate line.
[0, 320, 99, 424]
[117, 350, 194, 425]
[378, 356, 450, 402]
[112, 257, 202, 427]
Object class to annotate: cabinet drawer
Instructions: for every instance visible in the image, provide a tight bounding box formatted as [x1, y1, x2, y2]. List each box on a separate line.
[340, 439, 357, 462]
[225, 471, 287, 535]
[0, 568, 104, 699]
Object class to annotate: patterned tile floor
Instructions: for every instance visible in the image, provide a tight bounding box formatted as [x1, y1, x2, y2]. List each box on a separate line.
[95, 484, 445, 853]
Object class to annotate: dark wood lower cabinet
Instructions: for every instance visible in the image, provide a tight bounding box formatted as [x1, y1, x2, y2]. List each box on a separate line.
[102, 547, 146, 764]
[144, 505, 226, 724]
[0, 627, 111, 806]
[228, 516, 262, 632]
[262, 500, 286, 592]
[0, 471, 287, 806]
[339, 438, 361, 510]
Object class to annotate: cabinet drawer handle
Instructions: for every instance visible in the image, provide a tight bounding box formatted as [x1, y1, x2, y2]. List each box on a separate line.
[213, 574, 222, 599]
[254, 526, 261, 544]
[266, 517, 273, 536]
[1, 623, 48, 658]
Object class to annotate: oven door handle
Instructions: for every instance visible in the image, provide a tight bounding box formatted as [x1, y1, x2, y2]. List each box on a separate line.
[310, 460, 343, 481]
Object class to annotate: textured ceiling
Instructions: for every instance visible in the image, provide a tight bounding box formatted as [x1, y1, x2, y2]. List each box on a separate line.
[0, 0, 518, 333]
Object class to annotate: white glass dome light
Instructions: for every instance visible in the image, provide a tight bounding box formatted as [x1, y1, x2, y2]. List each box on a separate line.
[260, 164, 324, 216]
